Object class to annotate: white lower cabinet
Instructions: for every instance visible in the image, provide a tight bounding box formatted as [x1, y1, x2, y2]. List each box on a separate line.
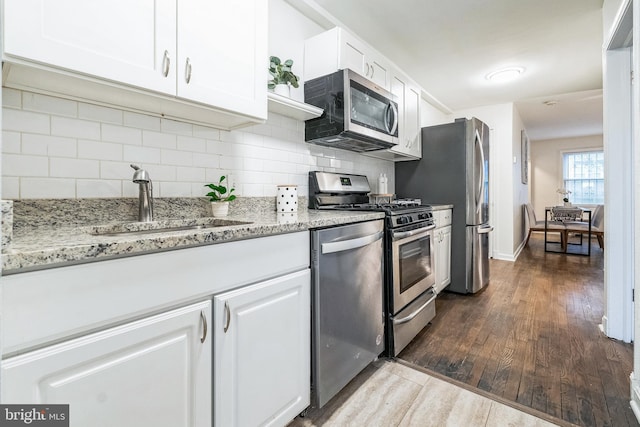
[435, 225, 452, 293]
[1, 231, 311, 427]
[213, 269, 311, 427]
[434, 209, 453, 293]
[2, 301, 212, 427]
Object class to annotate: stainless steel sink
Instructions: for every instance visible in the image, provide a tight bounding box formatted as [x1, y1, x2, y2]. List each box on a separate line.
[89, 220, 252, 237]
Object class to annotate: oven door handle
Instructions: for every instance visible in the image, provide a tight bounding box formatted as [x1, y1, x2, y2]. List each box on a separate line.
[321, 231, 383, 254]
[393, 289, 437, 325]
[392, 224, 436, 240]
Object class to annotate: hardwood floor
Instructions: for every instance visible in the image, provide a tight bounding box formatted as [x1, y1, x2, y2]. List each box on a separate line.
[398, 233, 637, 427]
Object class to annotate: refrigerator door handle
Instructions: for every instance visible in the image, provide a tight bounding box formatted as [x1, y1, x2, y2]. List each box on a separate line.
[474, 129, 486, 216]
[478, 225, 494, 234]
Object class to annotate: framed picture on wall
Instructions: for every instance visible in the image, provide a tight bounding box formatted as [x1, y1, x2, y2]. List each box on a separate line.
[521, 130, 529, 184]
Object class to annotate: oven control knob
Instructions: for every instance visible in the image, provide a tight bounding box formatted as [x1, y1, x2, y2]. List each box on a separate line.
[419, 213, 428, 220]
[397, 216, 411, 225]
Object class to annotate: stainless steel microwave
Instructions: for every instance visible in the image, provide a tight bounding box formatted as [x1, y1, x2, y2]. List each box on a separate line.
[304, 69, 399, 152]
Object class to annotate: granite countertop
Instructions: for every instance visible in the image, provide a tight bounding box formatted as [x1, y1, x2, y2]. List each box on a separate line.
[1, 198, 385, 274]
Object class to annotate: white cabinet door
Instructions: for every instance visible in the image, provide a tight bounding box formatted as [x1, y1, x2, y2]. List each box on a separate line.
[436, 225, 452, 293]
[3, 0, 177, 95]
[177, 0, 267, 119]
[214, 269, 310, 427]
[339, 30, 389, 89]
[389, 72, 421, 159]
[305, 27, 389, 89]
[2, 301, 212, 427]
[404, 83, 422, 158]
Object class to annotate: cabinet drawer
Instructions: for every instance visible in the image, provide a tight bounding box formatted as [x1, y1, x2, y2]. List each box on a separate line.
[434, 209, 452, 227]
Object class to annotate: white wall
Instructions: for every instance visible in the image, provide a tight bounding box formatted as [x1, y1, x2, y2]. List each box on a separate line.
[420, 98, 451, 127]
[511, 106, 528, 251]
[530, 134, 603, 219]
[269, 0, 324, 103]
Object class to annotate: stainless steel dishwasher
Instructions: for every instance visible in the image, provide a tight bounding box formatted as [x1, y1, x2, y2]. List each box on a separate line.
[310, 219, 385, 408]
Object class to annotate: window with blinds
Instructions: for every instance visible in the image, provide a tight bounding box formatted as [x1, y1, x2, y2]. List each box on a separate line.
[562, 151, 604, 204]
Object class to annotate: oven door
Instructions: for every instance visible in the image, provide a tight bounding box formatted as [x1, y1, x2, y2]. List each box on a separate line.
[391, 224, 436, 314]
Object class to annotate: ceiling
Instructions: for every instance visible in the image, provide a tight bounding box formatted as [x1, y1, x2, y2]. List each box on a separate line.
[309, 0, 605, 141]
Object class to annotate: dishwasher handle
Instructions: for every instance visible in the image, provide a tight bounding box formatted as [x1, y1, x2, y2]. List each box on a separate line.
[321, 231, 384, 254]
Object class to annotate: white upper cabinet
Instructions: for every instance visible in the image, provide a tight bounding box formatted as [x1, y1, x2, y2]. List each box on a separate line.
[365, 68, 422, 161]
[305, 27, 422, 160]
[3, 0, 177, 95]
[176, 0, 267, 118]
[304, 27, 390, 89]
[2, 0, 267, 129]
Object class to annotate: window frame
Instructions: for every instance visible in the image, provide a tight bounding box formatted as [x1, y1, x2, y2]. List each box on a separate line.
[560, 148, 604, 205]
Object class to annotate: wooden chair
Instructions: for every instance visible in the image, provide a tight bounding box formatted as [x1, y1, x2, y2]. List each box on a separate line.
[524, 203, 565, 247]
[564, 205, 604, 249]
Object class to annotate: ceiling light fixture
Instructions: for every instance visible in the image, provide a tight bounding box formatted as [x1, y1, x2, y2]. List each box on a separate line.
[485, 66, 525, 82]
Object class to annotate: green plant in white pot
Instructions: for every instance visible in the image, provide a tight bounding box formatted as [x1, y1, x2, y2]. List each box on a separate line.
[268, 56, 299, 97]
[205, 175, 236, 217]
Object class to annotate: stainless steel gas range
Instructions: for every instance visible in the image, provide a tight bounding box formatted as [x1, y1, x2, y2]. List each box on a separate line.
[309, 171, 437, 357]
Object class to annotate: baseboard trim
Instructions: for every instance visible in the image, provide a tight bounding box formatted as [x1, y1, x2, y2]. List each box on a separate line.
[630, 378, 640, 424]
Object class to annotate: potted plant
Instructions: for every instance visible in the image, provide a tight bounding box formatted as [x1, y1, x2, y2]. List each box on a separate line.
[557, 188, 572, 206]
[205, 175, 236, 217]
[268, 56, 299, 97]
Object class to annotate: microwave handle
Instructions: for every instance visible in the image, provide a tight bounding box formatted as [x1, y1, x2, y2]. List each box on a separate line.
[385, 102, 399, 135]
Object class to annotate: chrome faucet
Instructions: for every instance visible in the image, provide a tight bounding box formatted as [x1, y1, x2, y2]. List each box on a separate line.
[130, 164, 153, 222]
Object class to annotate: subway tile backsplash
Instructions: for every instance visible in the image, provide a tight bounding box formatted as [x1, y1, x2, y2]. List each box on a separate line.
[2, 88, 394, 200]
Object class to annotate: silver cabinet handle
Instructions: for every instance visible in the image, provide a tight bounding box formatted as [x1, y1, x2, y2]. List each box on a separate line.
[162, 50, 171, 77]
[185, 57, 192, 84]
[370, 65, 375, 79]
[365, 62, 371, 76]
[223, 301, 230, 333]
[321, 231, 383, 254]
[200, 310, 208, 343]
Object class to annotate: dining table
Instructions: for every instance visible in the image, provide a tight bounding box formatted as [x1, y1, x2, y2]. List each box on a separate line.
[544, 206, 592, 256]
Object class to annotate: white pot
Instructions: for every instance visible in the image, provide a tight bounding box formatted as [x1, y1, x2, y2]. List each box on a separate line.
[211, 201, 229, 217]
[273, 84, 290, 97]
[276, 185, 298, 212]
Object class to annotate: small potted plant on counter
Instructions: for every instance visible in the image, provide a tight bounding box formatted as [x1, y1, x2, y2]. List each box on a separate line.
[268, 56, 299, 97]
[205, 175, 236, 217]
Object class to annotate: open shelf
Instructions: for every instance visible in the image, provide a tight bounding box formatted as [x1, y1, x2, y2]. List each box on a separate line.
[267, 92, 323, 121]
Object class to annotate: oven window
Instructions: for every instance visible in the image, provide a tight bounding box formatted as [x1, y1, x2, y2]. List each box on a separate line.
[399, 235, 433, 294]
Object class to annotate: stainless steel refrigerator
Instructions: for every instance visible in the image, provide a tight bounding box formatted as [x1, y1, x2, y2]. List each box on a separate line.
[395, 117, 492, 294]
